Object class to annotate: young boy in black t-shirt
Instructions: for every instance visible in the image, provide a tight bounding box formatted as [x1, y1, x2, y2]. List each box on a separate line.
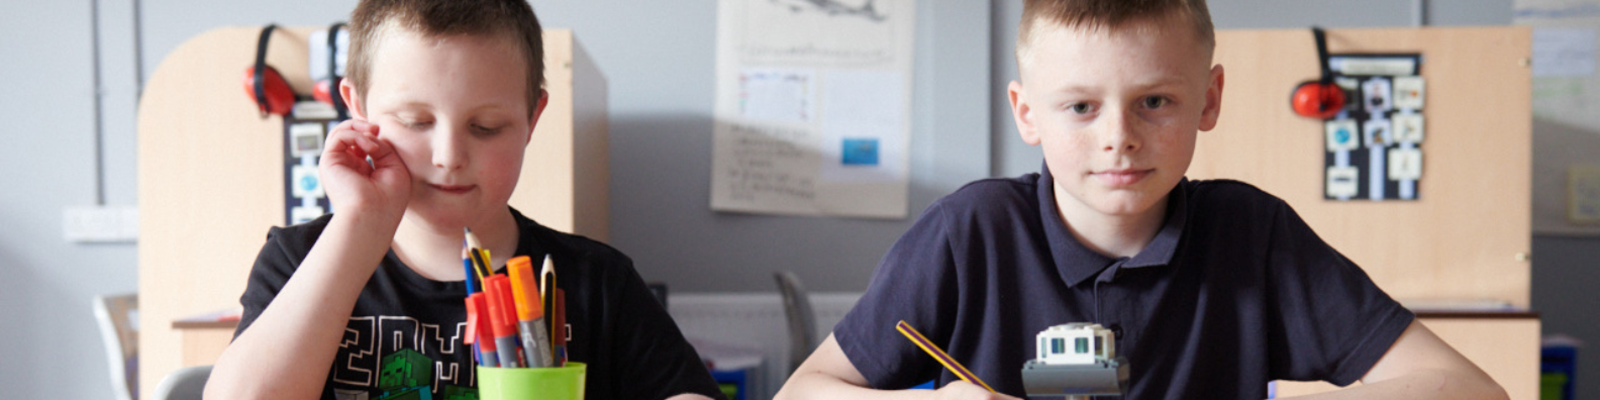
[776, 1, 1507, 399]
[205, 1, 722, 399]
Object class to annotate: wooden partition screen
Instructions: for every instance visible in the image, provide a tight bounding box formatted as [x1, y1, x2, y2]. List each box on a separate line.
[1198, 27, 1535, 399]
[1197, 27, 1532, 306]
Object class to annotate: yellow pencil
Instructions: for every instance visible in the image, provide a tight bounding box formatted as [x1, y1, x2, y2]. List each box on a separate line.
[464, 227, 493, 277]
[540, 255, 556, 300]
[896, 320, 996, 393]
[480, 248, 493, 274]
[462, 247, 485, 282]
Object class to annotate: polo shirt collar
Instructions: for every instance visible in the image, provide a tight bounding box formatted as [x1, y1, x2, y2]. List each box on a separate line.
[1037, 163, 1189, 287]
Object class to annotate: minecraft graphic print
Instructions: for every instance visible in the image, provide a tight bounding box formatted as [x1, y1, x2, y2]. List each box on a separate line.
[328, 316, 480, 400]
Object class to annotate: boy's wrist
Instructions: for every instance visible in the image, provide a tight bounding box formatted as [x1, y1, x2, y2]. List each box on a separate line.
[329, 207, 404, 240]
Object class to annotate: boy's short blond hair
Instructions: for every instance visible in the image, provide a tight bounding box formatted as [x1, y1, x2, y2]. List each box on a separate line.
[1016, 0, 1214, 70]
[347, 0, 545, 117]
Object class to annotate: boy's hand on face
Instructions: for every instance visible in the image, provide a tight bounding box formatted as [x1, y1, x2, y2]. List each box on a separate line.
[321, 119, 411, 227]
[935, 381, 1021, 400]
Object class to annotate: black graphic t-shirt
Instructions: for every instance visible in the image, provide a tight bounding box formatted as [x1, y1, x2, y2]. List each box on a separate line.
[236, 208, 725, 400]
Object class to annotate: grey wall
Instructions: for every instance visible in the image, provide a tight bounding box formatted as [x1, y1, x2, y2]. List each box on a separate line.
[1, 0, 1592, 399]
[1533, 236, 1600, 400]
[3, 1, 142, 399]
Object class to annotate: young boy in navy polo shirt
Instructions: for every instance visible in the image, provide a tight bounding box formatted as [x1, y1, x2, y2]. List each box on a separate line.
[776, 1, 1507, 399]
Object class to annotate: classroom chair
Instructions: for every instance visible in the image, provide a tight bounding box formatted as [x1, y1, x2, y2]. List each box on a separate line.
[774, 270, 818, 377]
[93, 293, 139, 400]
[151, 365, 211, 400]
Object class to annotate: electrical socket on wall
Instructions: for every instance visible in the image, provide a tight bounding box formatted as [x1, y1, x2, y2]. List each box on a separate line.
[63, 205, 138, 243]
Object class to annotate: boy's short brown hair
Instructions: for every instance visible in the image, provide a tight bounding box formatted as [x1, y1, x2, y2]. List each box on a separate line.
[1016, 0, 1214, 70]
[347, 0, 545, 117]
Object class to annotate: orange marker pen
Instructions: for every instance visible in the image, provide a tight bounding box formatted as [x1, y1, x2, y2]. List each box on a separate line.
[509, 256, 553, 367]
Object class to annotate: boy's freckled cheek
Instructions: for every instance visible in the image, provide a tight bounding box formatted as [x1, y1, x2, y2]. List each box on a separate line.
[1066, 129, 1096, 147]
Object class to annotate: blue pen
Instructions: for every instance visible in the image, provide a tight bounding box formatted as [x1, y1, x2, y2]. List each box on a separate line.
[463, 255, 477, 294]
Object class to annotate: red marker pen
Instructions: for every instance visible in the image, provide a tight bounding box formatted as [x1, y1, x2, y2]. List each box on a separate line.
[465, 293, 498, 367]
[553, 287, 567, 367]
[485, 275, 524, 368]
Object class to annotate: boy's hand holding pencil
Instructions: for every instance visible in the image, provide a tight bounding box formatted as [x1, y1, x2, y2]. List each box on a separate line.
[933, 381, 1020, 400]
[897, 321, 1021, 400]
[320, 119, 411, 224]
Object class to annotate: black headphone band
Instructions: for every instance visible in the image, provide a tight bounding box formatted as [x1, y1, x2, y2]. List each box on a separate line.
[253, 24, 278, 115]
[1312, 26, 1332, 85]
[327, 22, 348, 118]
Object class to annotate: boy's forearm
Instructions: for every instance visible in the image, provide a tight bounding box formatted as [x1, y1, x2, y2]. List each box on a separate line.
[205, 214, 398, 399]
[1280, 368, 1508, 400]
[667, 394, 716, 400]
[776, 335, 1016, 400]
[775, 335, 914, 400]
[777, 370, 936, 400]
[779, 372, 1014, 400]
[1282, 320, 1510, 400]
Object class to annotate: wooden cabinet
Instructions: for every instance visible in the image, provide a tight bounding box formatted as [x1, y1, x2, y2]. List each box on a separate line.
[136, 26, 606, 393]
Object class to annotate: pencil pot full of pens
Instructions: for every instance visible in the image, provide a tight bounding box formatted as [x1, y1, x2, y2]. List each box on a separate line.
[477, 362, 586, 400]
[464, 246, 579, 398]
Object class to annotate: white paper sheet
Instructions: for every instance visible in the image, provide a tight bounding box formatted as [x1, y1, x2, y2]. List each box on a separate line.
[737, 0, 898, 67]
[711, 0, 916, 218]
[820, 70, 903, 183]
[1533, 28, 1597, 77]
[714, 122, 821, 207]
[739, 69, 815, 123]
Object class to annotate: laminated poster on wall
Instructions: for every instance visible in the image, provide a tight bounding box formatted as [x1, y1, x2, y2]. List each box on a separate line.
[282, 27, 350, 226]
[1322, 54, 1425, 201]
[709, 0, 916, 219]
[284, 110, 339, 226]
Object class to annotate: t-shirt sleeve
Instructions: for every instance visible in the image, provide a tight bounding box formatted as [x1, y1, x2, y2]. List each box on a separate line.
[234, 226, 301, 339]
[833, 202, 960, 389]
[601, 254, 727, 400]
[1263, 199, 1414, 386]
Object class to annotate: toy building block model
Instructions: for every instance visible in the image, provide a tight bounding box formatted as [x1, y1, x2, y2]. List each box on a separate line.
[1021, 323, 1130, 397]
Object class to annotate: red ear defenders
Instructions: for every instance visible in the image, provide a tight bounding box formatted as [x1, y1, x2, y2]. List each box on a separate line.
[244, 23, 349, 119]
[1292, 82, 1345, 119]
[244, 24, 294, 117]
[1290, 27, 1346, 119]
[312, 23, 349, 119]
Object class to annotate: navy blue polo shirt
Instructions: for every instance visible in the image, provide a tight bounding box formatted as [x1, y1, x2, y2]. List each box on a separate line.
[835, 166, 1414, 399]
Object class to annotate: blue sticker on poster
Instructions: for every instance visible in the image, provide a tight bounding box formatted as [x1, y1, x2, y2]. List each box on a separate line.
[841, 138, 879, 165]
[301, 174, 320, 193]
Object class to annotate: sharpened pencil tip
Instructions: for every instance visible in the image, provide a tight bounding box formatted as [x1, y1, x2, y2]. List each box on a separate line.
[464, 227, 486, 251]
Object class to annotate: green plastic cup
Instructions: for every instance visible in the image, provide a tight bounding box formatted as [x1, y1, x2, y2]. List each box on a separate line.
[477, 362, 586, 400]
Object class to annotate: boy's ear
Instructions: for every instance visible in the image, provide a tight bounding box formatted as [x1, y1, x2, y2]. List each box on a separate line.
[524, 89, 550, 146]
[1009, 80, 1042, 146]
[338, 79, 367, 121]
[1198, 64, 1225, 132]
